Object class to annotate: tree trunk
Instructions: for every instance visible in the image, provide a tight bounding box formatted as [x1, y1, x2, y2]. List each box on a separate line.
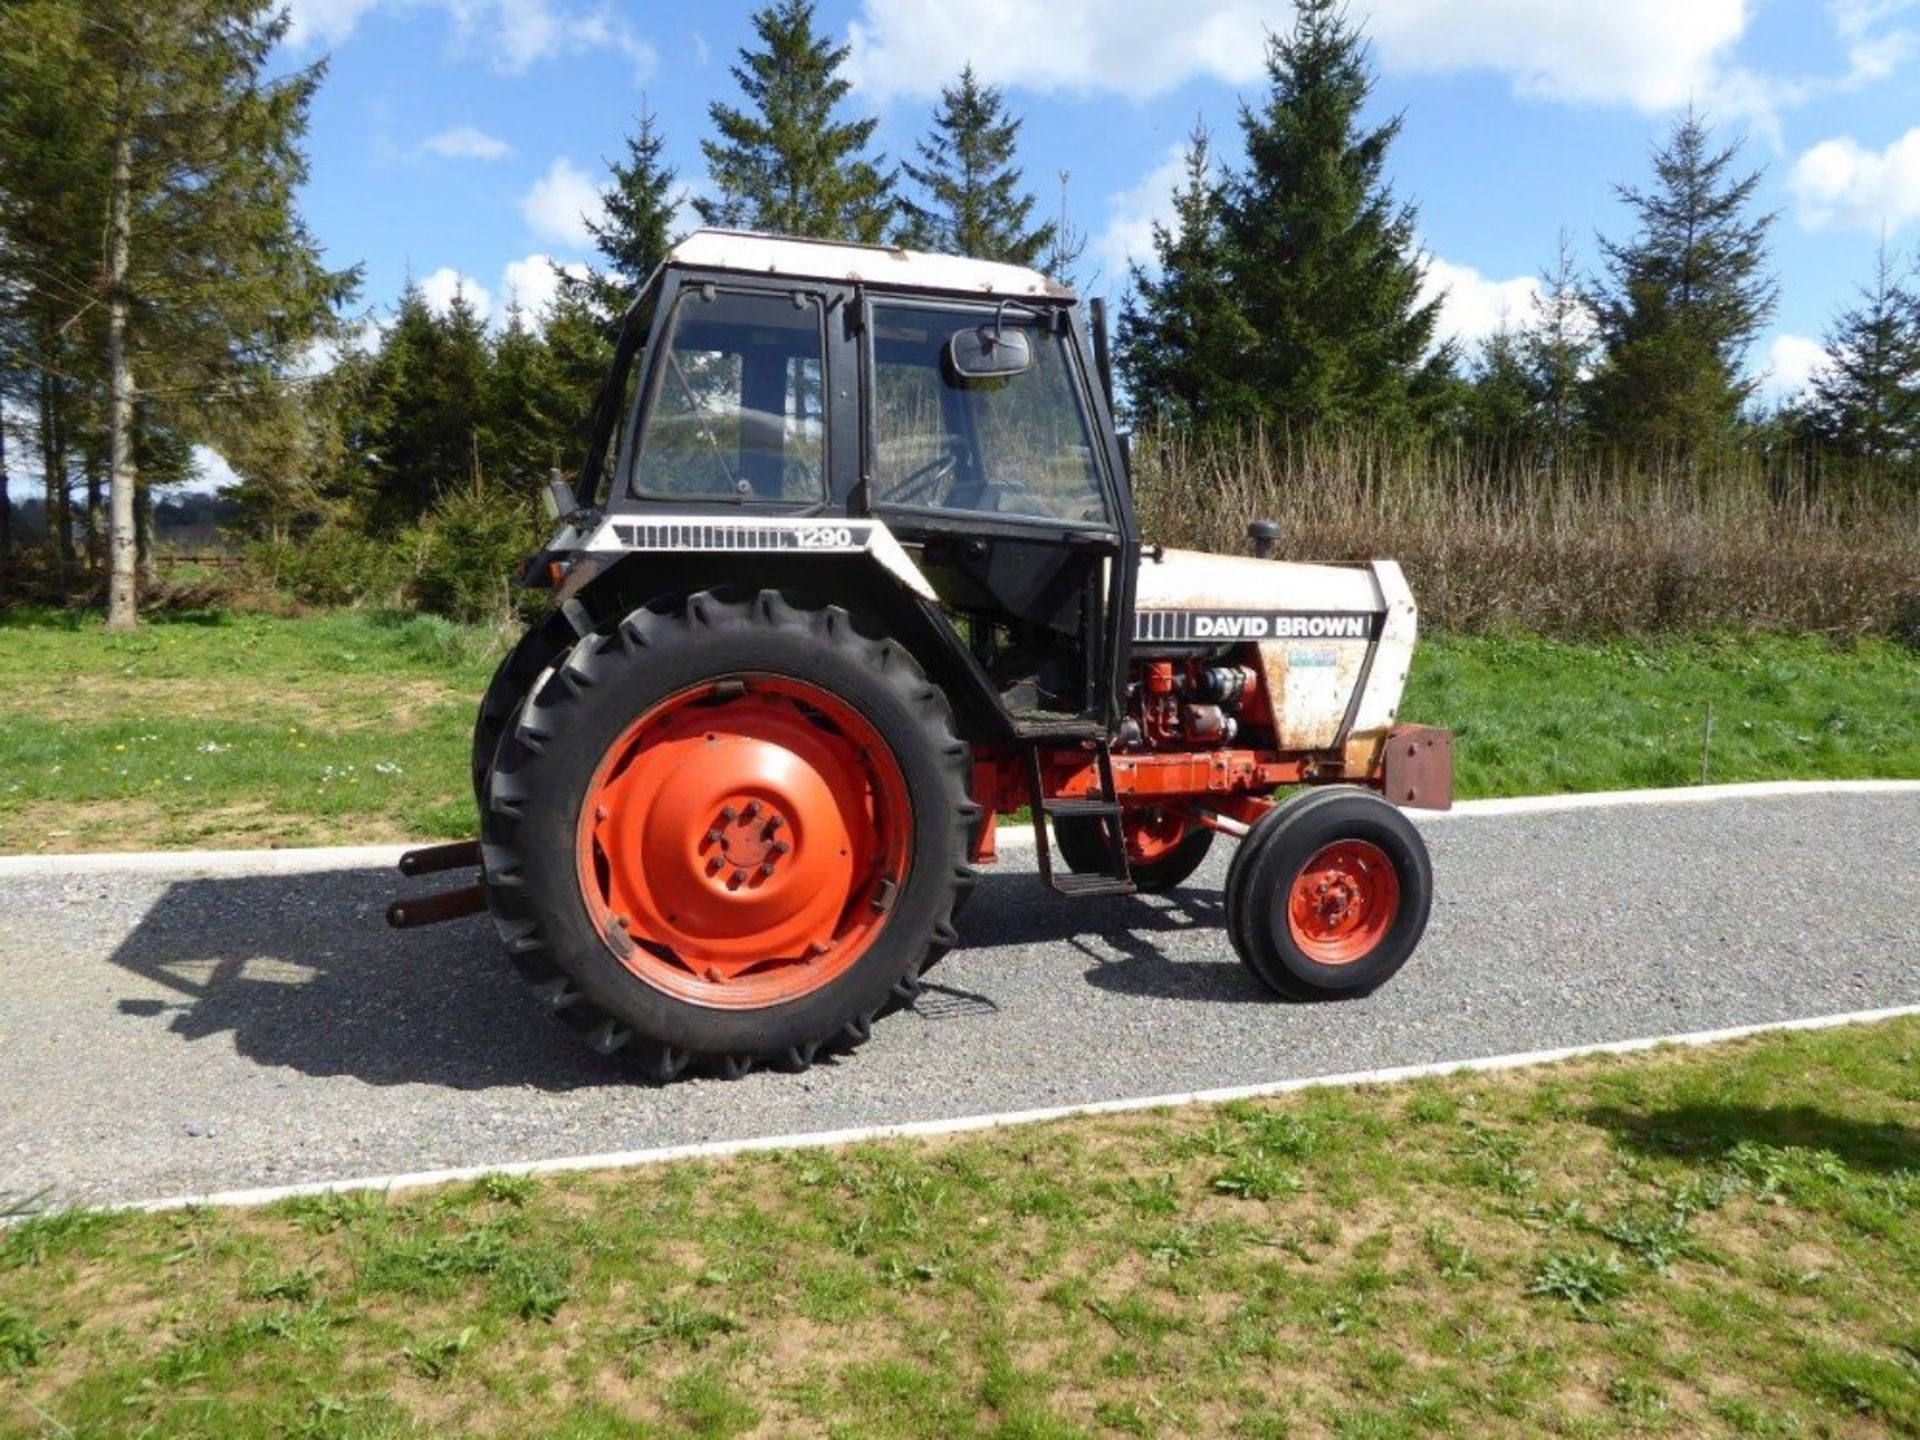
[0, 413, 11, 580]
[85, 452, 104, 572]
[135, 478, 155, 593]
[106, 124, 139, 630]
[37, 367, 73, 581]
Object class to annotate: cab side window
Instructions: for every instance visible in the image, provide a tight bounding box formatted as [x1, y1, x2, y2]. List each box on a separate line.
[634, 288, 826, 502]
[870, 302, 1110, 526]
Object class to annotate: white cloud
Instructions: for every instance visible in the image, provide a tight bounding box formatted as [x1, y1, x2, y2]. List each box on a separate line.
[189, 446, 243, 495]
[1762, 333, 1832, 402]
[283, 0, 382, 48]
[1791, 127, 1920, 232]
[848, 0, 1751, 110]
[1417, 255, 1543, 349]
[417, 125, 512, 162]
[1096, 144, 1189, 281]
[420, 266, 493, 322]
[496, 253, 592, 323]
[284, 0, 655, 77]
[519, 157, 607, 248]
[292, 318, 384, 379]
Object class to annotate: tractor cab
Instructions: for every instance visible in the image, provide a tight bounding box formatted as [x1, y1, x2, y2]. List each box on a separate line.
[561, 229, 1137, 733]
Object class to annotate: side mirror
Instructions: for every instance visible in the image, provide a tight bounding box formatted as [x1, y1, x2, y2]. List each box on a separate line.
[946, 323, 1032, 381]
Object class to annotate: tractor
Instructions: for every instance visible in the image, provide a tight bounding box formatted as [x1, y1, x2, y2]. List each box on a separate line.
[389, 229, 1453, 1081]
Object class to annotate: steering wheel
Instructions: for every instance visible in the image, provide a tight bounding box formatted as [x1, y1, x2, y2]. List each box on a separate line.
[885, 451, 957, 506]
[983, 474, 1053, 518]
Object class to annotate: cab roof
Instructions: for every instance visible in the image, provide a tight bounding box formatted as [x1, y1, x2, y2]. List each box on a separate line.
[666, 229, 1073, 303]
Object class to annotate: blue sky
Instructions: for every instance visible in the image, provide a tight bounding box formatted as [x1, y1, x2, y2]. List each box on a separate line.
[280, 0, 1917, 408]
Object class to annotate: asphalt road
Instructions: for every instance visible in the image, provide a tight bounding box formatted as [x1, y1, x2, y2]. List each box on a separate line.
[2, 790, 1915, 1209]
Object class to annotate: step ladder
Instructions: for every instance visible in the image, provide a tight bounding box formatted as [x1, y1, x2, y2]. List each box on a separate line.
[1024, 739, 1137, 898]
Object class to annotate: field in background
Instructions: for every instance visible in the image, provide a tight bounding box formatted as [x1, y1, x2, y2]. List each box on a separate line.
[3, 1019, 1914, 1437]
[1132, 429, 1920, 641]
[0, 609, 1914, 853]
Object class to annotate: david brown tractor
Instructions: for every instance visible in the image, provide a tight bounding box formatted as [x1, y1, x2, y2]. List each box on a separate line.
[390, 230, 1453, 1080]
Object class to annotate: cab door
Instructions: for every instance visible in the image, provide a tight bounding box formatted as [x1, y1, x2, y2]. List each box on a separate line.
[859, 295, 1129, 728]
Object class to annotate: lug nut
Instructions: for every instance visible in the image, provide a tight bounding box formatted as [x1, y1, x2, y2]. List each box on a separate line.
[743, 799, 762, 820]
[765, 814, 785, 834]
[705, 828, 723, 845]
[720, 804, 738, 822]
[730, 868, 747, 885]
[773, 840, 792, 856]
[759, 860, 777, 876]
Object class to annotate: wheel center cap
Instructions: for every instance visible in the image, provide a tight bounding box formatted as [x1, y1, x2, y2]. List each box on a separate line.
[704, 799, 791, 877]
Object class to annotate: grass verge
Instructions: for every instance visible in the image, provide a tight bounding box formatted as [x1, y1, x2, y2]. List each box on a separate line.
[0, 609, 1915, 852]
[2, 1019, 1915, 1437]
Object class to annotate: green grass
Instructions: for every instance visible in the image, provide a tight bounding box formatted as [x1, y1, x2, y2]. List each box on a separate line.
[1408, 631, 1920, 796]
[0, 608, 1914, 852]
[2, 1019, 1915, 1437]
[0, 607, 502, 852]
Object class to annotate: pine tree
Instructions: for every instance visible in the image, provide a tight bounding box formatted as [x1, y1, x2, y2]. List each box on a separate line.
[487, 302, 566, 488]
[896, 66, 1053, 264]
[1039, 171, 1089, 287]
[1794, 240, 1920, 483]
[1116, 124, 1258, 430]
[361, 282, 490, 527]
[0, 0, 111, 585]
[1, 0, 357, 626]
[1523, 230, 1595, 468]
[1587, 109, 1776, 460]
[696, 0, 894, 242]
[1457, 325, 1537, 454]
[1222, 0, 1446, 436]
[568, 104, 681, 322]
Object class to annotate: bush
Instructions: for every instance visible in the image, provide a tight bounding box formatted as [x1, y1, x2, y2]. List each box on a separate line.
[412, 484, 545, 626]
[247, 523, 408, 609]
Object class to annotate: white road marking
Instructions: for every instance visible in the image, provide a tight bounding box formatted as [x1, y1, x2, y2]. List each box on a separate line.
[103, 1002, 1920, 1215]
[1, 780, 1914, 877]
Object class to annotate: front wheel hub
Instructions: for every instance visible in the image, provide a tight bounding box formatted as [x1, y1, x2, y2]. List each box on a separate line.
[1285, 839, 1400, 965]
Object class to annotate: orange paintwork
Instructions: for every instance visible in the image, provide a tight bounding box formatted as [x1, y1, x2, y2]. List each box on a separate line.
[1284, 839, 1399, 965]
[577, 676, 911, 1009]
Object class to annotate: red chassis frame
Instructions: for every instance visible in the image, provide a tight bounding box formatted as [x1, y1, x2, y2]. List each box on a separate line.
[966, 725, 1453, 864]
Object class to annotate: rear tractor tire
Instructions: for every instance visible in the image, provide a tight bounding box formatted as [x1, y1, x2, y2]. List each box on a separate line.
[479, 590, 976, 1080]
[1054, 808, 1215, 892]
[1227, 787, 1432, 1001]
[471, 607, 585, 806]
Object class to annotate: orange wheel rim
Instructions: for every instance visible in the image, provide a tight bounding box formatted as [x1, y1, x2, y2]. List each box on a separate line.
[576, 675, 911, 1010]
[1124, 809, 1190, 865]
[1285, 840, 1399, 965]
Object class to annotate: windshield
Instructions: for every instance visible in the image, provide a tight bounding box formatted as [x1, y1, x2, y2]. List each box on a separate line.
[869, 302, 1111, 526]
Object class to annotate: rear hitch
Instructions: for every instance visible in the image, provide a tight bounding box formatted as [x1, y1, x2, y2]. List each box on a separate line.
[387, 884, 486, 929]
[398, 839, 481, 877]
[387, 840, 486, 929]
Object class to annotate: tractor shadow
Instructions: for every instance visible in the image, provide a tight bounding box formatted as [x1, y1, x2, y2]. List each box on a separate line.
[105, 867, 613, 1092]
[960, 872, 1273, 1005]
[101, 864, 1269, 1090]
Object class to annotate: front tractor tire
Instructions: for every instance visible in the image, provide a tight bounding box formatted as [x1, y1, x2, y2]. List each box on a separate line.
[1227, 788, 1433, 1001]
[480, 590, 976, 1080]
[1054, 809, 1215, 892]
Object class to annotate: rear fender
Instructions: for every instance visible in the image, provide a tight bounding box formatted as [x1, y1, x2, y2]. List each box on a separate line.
[556, 515, 1012, 741]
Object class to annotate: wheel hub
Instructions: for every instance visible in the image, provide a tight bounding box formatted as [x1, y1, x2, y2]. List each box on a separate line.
[704, 799, 791, 879]
[1286, 840, 1400, 965]
[576, 676, 911, 1008]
